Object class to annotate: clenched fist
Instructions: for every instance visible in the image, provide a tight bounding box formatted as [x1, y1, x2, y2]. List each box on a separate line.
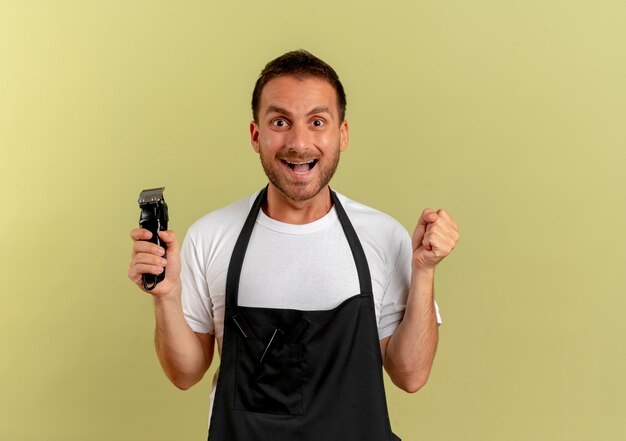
[412, 208, 459, 270]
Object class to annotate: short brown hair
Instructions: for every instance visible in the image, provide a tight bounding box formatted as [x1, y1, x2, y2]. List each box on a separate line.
[251, 49, 347, 123]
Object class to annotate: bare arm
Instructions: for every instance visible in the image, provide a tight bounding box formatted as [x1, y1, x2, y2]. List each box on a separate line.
[380, 267, 438, 393]
[153, 292, 215, 390]
[129, 229, 214, 390]
[381, 209, 459, 393]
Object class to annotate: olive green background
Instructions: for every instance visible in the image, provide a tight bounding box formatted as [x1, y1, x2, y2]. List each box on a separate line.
[1, 1, 624, 440]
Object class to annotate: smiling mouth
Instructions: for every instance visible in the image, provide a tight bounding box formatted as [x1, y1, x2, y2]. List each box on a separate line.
[282, 159, 318, 174]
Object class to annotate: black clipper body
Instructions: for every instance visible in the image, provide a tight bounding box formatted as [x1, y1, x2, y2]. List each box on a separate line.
[138, 187, 169, 290]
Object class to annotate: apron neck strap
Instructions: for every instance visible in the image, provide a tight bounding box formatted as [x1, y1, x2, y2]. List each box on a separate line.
[329, 190, 373, 295]
[225, 186, 373, 310]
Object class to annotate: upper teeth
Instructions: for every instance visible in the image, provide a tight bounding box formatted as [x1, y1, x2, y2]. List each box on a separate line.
[287, 160, 315, 165]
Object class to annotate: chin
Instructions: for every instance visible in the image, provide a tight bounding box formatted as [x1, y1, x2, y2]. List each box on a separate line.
[276, 182, 326, 202]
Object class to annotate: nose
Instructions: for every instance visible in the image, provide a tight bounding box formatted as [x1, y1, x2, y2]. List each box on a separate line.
[286, 122, 310, 152]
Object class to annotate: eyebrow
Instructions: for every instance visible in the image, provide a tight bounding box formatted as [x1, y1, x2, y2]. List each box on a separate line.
[265, 105, 334, 120]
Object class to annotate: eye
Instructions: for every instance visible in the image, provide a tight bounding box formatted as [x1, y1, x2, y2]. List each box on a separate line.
[271, 118, 289, 128]
[312, 118, 325, 127]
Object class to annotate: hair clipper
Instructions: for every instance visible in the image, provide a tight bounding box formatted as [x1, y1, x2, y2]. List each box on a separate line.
[138, 187, 169, 290]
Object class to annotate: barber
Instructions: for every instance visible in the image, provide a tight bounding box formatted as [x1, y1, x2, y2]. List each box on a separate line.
[128, 50, 459, 440]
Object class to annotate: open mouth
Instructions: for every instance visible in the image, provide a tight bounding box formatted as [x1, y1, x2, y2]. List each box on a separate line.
[282, 159, 318, 175]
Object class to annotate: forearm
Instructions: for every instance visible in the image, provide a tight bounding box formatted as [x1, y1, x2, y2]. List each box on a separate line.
[153, 290, 213, 390]
[384, 267, 439, 393]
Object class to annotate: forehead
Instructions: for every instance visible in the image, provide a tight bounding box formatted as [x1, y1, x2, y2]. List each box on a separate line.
[259, 75, 338, 115]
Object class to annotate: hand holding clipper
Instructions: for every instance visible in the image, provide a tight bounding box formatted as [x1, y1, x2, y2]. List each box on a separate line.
[138, 187, 169, 290]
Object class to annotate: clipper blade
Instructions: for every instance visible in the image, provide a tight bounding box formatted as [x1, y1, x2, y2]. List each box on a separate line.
[138, 187, 165, 206]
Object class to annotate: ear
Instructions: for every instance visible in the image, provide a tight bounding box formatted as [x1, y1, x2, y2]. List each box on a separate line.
[250, 121, 260, 153]
[339, 120, 349, 152]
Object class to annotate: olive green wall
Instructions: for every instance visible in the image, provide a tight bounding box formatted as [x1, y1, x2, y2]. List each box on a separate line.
[1, 1, 624, 440]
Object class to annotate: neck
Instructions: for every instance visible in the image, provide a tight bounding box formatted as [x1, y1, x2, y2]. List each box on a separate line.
[263, 184, 333, 224]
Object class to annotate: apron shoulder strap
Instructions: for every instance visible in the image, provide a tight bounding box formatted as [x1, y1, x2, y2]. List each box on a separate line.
[330, 190, 373, 294]
[225, 187, 267, 310]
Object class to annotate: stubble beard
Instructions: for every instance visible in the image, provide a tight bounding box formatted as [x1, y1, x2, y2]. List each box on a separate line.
[259, 146, 341, 202]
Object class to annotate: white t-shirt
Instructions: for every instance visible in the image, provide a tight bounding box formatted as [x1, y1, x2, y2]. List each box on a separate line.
[180, 190, 441, 349]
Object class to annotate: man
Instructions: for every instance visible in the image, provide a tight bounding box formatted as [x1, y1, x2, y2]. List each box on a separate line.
[128, 50, 459, 440]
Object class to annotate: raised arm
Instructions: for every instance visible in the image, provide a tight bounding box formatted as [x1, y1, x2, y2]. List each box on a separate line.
[380, 209, 459, 393]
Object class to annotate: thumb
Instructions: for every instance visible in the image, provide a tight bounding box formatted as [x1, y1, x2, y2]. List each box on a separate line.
[158, 230, 179, 252]
[158, 230, 181, 281]
[412, 208, 437, 250]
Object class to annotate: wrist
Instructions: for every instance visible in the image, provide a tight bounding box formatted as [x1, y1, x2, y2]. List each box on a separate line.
[152, 284, 182, 308]
[410, 266, 435, 296]
[412, 265, 435, 280]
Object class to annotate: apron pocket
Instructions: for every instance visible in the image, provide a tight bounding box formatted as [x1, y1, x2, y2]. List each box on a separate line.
[234, 337, 304, 416]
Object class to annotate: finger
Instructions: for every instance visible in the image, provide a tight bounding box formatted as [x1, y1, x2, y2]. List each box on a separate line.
[130, 228, 153, 241]
[133, 253, 167, 267]
[419, 208, 438, 226]
[133, 240, 166, 256]
[426, 218, 458, 240]
[421, 232, 453, 254]
[132, 263, 165, 275]
[128, 262, 165, 282]
[423, 229, 457, 256]
[432, 220, 461, 244]
[435, 209, 458, 231]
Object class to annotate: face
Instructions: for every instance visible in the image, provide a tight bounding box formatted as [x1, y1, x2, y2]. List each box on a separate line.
[250, 75, 348, 202]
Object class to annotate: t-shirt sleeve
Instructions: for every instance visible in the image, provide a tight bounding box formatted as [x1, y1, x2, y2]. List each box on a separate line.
[180, 230, 215, 335]
[378, 231, 442, 340]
